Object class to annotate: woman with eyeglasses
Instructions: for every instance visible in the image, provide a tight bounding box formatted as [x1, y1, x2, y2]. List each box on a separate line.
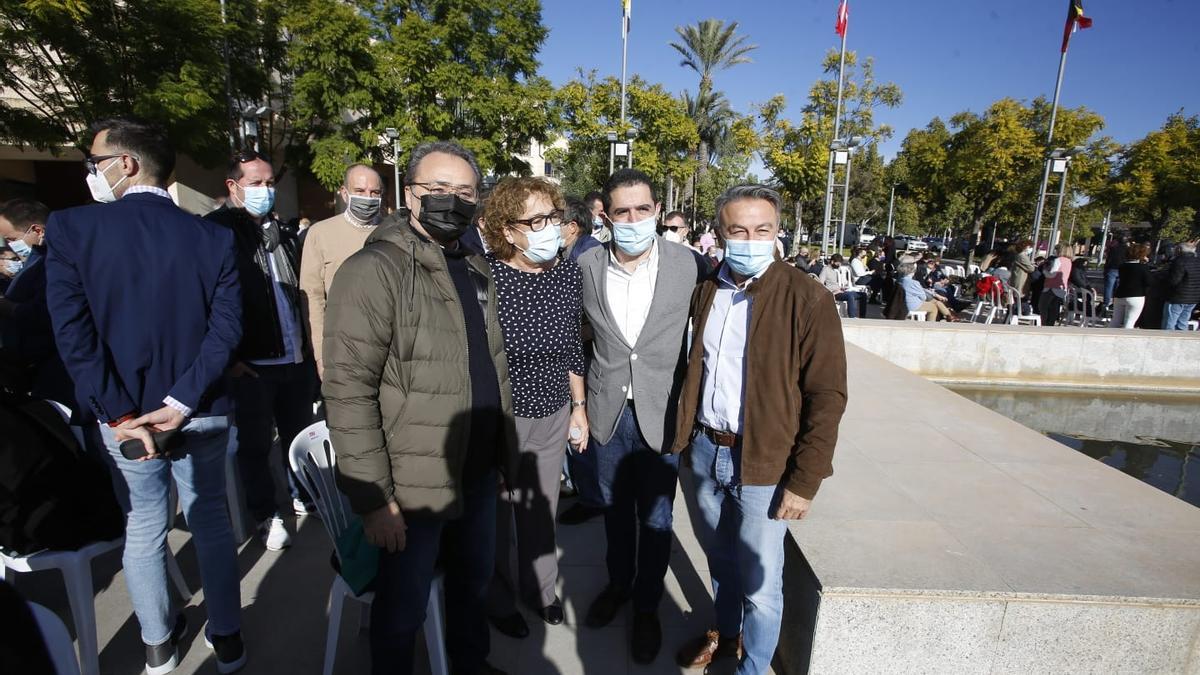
[478, 177, 586, 639]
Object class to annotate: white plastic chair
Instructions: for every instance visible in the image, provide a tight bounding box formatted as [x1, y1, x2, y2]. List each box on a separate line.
[287, 421, 449, 675]
[29, 601, 82, 675]
[835, 300, 848, 318]
[906, 310, 927, 321]
[2, 403, 191, 675]
[1189, 320, 1199, 331]
[970, 283, 1003, 324]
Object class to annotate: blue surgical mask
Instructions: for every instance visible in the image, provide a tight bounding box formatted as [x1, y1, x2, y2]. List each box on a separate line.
[724, 239, 776, 277]
[238, 184, 275, 217]
[592, 217, 605, 230]
[612, 215, 657, 256]
[513, 225, 562, 264]
[5, 259, 22, 275]
[8, 238, 32, 259]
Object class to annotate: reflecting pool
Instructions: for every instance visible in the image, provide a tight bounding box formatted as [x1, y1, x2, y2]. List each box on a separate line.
[948, 386, 1200, 509]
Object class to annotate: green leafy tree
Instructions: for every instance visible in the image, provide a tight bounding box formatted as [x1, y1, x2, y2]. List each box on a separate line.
[1106, 112, 1200, 241]
[546, 71, 698, 200]
[0, 0, 272, 164]
[282, 0, 556, 189]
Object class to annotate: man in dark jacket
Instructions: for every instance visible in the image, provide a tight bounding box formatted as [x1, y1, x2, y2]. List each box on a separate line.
[204, 151, 315, 551]
[323, 141, 518, 675]
[46, 117, 245, 674]
[1163, 241, 1200, 330]
[0, 199, 74, 406]
[670, 185, 847, 675]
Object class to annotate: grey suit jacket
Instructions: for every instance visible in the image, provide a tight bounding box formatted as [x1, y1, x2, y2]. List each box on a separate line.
[578, 238, 704, 450]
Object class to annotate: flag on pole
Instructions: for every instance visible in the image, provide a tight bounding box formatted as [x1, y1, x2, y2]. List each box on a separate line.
[1061, 0, 1093, 52]
[835, 0, 848, 38]
[622, 0, 631, 35]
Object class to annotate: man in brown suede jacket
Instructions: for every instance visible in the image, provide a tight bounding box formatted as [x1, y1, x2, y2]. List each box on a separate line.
[670, 184, 847, 675]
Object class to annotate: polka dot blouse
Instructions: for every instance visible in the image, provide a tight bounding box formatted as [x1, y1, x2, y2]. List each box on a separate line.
[487, 254, 585, 419]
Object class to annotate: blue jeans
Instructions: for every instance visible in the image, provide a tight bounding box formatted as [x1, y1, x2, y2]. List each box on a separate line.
[592, 405, 679, 611]
[100, 416, 241, 645]
[1103, 268, 1119, 306]
[834, 291, 864, 318]
[1162, 303, 1196, 330]
[230, 361, 316, 521]
[686, 432, 787, 675]
[371, 469, 497, 675]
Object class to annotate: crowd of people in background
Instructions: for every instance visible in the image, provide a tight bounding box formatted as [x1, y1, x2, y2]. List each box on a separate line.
[0, 117, 848, 675]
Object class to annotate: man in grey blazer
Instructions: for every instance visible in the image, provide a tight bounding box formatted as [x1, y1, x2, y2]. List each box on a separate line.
[577, 168, 706, 663]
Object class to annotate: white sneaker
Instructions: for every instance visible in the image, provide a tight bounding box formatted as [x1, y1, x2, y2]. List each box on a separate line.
[293, 498, 319, 519]
[258, 516, 291, 551]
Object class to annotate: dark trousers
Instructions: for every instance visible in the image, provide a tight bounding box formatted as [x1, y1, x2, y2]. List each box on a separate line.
[565, 441, 604, 508]
[835, 291, 867, 318]
[593, 405, 680, 612]
[230, 360, 316, 521]
[371, 470, 497, 675]
[1038, 290, 1065, 327]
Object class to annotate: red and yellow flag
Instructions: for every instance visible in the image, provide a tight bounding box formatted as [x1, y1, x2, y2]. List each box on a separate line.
[835, 0, 848, 38]
[1061, 0, 1093, 53]
[622, 0, 631, 34]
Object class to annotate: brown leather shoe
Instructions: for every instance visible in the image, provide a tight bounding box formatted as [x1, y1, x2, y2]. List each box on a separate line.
[675, 629, 742, 668]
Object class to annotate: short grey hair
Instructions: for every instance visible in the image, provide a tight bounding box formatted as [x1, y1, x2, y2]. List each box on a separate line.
[404, 141, 483, 189]
[898, 261, 917, 276]
[714, 184, 782, 229]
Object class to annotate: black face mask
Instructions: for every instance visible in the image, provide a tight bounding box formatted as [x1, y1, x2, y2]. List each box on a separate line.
[414, 193, 475, 244]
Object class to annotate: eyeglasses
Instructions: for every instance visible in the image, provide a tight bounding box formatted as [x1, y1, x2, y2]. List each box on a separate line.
[508, 211, 564, 232]
[408, 181, 478, 202]
[84, 153, 138, 176]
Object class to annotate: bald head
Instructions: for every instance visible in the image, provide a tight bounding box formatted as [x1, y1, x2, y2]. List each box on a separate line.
[344, 164, 383, 195]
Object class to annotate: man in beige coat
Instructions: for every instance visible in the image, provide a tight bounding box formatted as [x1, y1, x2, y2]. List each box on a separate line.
[299, 163, 384, 377]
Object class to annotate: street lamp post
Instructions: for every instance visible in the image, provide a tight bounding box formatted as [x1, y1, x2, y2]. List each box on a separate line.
[886, 183, 897, 237]
[626, 128, 637, 169]
[825, 136, 865, 256]
[607, 131, 618, 175]
[385, 127, 401, 212]
[1044, 146, 1084, 251]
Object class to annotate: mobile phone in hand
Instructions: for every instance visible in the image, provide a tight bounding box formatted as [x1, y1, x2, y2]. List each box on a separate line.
[119, 429, 183, 460]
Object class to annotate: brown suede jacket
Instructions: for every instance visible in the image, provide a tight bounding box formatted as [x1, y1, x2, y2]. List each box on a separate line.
[669, 260, 848, 500]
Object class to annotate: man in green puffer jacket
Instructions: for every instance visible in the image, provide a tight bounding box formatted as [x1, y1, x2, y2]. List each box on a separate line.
[323, 141, 518, 675]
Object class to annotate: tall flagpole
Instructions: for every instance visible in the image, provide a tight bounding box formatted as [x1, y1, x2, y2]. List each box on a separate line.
[1030, 48, 1069, 252]
[619, 0, 630, 169]
[821, 1, 849, 258]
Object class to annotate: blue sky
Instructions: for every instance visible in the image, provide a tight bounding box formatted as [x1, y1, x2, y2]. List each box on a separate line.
[537, 0, 1200, 169]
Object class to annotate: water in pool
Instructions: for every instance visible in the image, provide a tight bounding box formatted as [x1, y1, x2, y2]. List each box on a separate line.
[948, 386, 1200, 509]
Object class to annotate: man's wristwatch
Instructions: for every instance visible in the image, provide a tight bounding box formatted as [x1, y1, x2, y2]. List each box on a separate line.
[571, 399, 587, 409]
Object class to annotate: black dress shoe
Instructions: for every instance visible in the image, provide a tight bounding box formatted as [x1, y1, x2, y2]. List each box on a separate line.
[585, 584, 629, 628]
[488, 611, 529, 639]
[631, 611, 662, 664]
[539, 603, 564, 626]
[558, 502, 604, 526]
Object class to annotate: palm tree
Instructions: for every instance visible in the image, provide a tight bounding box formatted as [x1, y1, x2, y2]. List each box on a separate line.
[683, 88, 735, 167]
[670, 19, 758, 97]
[670, 19, 756, 179]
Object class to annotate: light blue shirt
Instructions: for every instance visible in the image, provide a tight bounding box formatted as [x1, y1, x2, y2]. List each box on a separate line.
[697, 263, 769, 435]
[899, 274, 932, 312]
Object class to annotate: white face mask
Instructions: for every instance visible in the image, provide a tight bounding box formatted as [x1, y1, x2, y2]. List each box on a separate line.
[664, 230, 683, 244]
[86, 159, 128, 203]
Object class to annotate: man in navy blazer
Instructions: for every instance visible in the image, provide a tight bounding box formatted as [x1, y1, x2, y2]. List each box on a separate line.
[0, 198, 74, 407]
[45, 118, 248, 674]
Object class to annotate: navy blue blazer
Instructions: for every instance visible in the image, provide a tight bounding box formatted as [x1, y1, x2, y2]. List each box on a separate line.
[45, 192, 242, 421]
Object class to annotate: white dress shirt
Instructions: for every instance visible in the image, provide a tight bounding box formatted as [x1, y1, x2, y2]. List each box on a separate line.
[698, 263, 768, 435]
[605, 241, 658, 399]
